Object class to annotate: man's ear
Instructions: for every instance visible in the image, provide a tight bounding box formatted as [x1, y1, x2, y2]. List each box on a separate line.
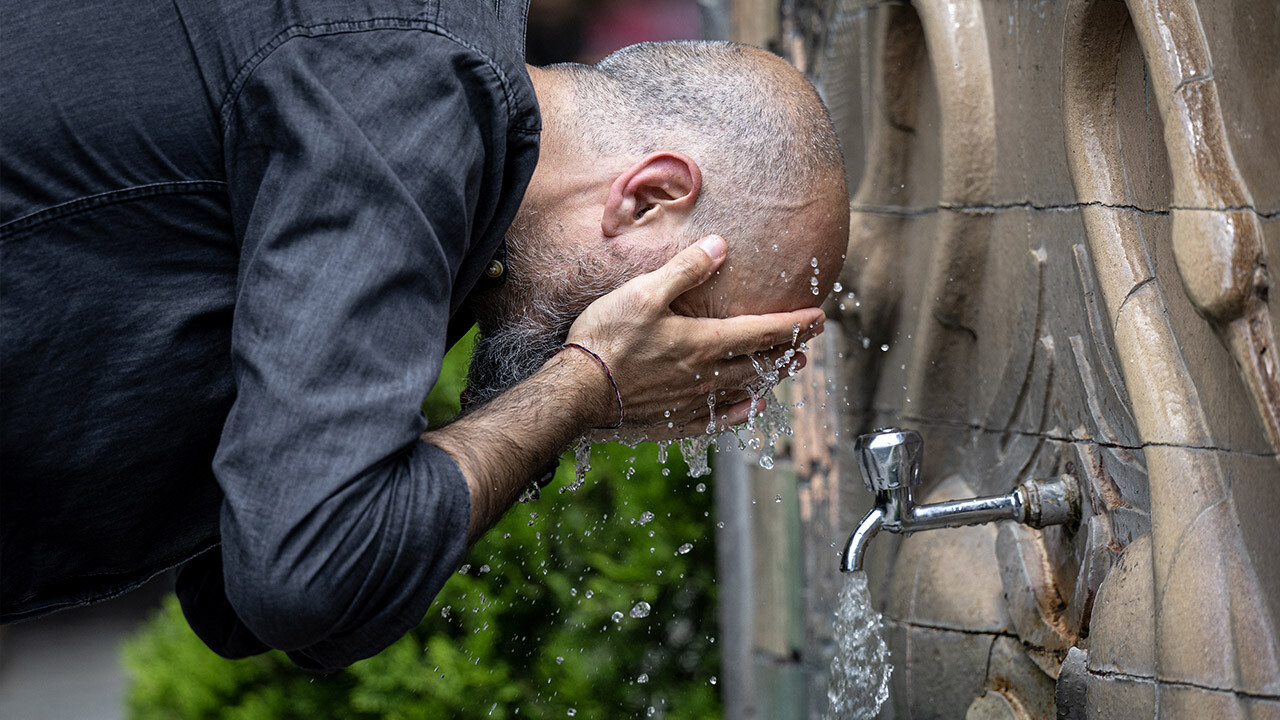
[601, 152, 702, 237]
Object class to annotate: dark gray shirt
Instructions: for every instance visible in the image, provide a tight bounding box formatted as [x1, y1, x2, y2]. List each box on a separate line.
[1, 0, 539, 670]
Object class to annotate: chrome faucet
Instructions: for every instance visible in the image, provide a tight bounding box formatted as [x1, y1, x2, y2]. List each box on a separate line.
[839, 427, 1081, 572]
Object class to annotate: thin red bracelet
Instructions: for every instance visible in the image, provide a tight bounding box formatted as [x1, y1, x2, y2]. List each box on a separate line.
[560, 342, 625, 429]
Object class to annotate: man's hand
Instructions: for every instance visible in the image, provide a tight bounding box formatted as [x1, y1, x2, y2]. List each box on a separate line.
[426, 235, 823, 543]
[567, 235, 824, 437]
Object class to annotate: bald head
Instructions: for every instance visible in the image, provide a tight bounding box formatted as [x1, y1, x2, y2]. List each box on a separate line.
[558, 41, 849, 315]
[467, 41, 848, 404]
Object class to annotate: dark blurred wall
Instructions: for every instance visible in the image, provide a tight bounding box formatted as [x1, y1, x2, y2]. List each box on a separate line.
[526, 0, 702, 65]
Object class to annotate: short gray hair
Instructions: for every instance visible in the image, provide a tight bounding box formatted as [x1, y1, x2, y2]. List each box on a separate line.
[556, 41, 846, 246]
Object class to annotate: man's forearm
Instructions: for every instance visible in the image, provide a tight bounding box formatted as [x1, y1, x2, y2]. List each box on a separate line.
[422, 350, 613, 544]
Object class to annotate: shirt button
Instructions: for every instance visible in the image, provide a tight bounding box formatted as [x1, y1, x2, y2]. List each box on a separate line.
[485, 260, 505, 278]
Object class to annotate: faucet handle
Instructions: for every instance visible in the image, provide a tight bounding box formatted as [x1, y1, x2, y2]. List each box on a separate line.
[856, 427, 924, 492]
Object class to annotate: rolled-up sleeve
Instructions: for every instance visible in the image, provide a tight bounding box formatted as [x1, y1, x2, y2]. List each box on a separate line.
[186, 27, 514, 670]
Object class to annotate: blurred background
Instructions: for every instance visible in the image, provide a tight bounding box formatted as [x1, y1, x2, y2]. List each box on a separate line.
[526, 0, 703, 65]
[0, 2, 720, 718]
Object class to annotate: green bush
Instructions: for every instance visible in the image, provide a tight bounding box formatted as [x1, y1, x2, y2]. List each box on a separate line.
[123, 332, 721, 719]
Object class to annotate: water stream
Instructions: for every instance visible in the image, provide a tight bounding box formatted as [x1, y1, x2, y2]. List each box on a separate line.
[826, 573, 892, 720]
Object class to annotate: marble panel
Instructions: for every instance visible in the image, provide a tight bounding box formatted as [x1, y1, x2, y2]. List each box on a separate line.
[1197, 0, 1280, 215]
[982, 0, 1080, 207]
[884, 621, 994, 720]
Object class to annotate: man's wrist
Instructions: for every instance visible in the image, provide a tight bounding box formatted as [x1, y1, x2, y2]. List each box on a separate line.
[544, 347, 617, 430]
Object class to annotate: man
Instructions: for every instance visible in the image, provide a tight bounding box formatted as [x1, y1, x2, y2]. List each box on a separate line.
[1, 0, 848, 671]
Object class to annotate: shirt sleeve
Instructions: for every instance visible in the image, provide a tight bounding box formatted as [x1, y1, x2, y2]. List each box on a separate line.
[194, 28, 513, 671]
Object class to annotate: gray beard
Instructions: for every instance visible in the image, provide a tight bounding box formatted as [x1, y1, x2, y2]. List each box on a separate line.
[465, 314, 574, 408]
[465, 237, 636, 410]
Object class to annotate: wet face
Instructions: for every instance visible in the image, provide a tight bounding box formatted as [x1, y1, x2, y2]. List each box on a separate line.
[671, 185, 850, 320]
[466, 180, 848, 409]
[463, 61, 849, 409]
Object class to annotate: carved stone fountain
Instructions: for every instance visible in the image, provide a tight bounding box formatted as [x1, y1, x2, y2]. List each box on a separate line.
[711, 1, 1280, 717]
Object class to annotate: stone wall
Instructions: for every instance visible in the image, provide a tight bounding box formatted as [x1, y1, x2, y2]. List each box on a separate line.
[716, 1, 1280, 717]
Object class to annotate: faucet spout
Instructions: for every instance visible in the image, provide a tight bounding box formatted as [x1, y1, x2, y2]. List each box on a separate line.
[840, 505, 885, 573]
[835, 427, 1083, 574]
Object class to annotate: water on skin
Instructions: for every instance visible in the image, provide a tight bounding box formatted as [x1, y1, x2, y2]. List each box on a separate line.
[826, 573, 892, 720]
[569, 317, 806, 482]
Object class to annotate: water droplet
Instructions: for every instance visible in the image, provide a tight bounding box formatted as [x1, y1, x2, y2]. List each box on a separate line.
[695, 482, 706, 493]
[611, 611, 624, 623]
[810, 257, 819, 267]
[637, 673, 649, 684]
[630, 601, 651, 618]
[774, 494, 783, 503]
[833, 282, 843, 292]
[759, 456, 775, 470]
[677, 543, 693, 554]
[585, 589, 594, 598]
[880, 344, 889, 352]
[567, 709, 577, 717]
[710, 676, 718, 685]
[556, 656, 565, 664]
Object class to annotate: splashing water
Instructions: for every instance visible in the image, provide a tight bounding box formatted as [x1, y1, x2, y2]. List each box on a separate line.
[826, 573, 892, 720]
[567, 322, 803, 489]
[742, 384, 793, 471]
[679, 435, 715, 478]
[704, 391, 718, 435]
[561, 438, 593, 494]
